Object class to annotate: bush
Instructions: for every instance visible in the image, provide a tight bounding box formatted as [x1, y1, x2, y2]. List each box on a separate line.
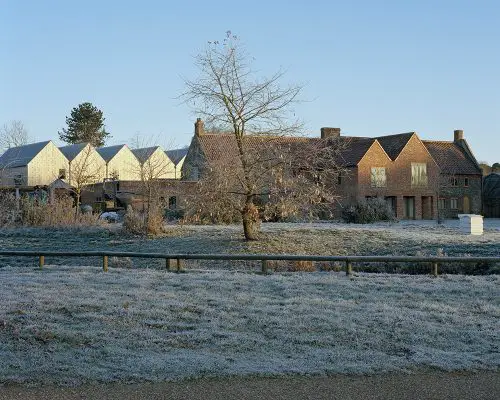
[290, 260, 316, 272]
[19, 195, 99, 227]
[342, 198, 395, 224]
[123, 205, 165, 235]
[0, 192, 18, 227]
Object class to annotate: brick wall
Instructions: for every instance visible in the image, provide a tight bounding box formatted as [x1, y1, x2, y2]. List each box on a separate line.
[437, 174, 482, 218]
[356, 135, 439, 219]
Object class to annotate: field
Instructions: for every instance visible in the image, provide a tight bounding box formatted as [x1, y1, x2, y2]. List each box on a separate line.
[0, 220, 499, 272]
[0, 221, 499, 386]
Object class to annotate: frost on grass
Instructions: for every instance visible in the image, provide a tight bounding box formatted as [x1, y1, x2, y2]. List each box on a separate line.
[0, 266, 499, 385]
[0, 222, 499, 272]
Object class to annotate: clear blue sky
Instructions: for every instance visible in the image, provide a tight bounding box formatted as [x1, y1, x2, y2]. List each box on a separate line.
[1, 0, 498, 163]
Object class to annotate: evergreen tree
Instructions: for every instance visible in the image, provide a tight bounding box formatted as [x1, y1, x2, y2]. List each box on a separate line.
[59, 102, 111, 147]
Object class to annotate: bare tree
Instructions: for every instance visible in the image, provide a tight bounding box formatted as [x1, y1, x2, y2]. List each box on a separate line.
[126, 136, 177, 235]
[68, 144, 105, 217]
[182, 32, 314, 240]
[0, 120, 30, 152]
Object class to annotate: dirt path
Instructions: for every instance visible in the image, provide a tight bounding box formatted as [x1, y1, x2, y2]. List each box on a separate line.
[1, 371, 498, 400]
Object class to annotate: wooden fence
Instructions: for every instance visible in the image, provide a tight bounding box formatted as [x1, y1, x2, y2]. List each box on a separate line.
[0, 250, 498, 277]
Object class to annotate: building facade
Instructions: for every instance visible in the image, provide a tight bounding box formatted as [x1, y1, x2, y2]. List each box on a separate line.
[182, 119, 482, 220]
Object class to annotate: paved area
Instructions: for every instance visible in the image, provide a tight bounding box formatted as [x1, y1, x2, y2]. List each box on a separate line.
[1, 371, 498, 400]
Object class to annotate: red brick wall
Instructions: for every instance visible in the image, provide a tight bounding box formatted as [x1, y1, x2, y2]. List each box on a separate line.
[355, 134, 439, 219]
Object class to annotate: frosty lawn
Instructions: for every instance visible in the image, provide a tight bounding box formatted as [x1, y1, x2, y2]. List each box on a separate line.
[0, 221, 499, 272]
[0, 266, 498, 385]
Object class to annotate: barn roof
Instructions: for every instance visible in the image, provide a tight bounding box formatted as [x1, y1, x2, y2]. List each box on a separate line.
[165, 148, 188, 165]
[59, 143, 88, 161]
[96, 144, 127, 162]
[131, 146, 161, 164]
[0, 140, 52, 168]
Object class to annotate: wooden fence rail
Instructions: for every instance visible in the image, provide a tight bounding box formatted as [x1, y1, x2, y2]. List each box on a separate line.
[0, 250, 498, 277]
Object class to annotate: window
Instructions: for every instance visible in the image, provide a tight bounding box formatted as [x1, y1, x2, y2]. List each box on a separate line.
[370, 167, 386, 187]
[337, 172, 342, 185]
[438, 198, 446, 209]
[411, 163, 427, 187]
[449, 177, 458, 187]
[59, 169, 66, 179]
[464, 177, 469, 187]
[450, 198, 458, 209]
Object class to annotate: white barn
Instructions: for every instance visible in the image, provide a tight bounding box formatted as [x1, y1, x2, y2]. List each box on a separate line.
[96, 144, 141, 181]
[0, 141, 69, 187]
[59, 143, 106, 186]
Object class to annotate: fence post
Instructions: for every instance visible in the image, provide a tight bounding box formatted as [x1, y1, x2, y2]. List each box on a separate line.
[176, 258, 184, 273]
[39, 255, 44, 269]
[261, 259, 268, 274]
[166, 259, 176, 272]
[346, 261, 352, 276]
[103, 255, 108, 272]
[432, 262, 438, 277]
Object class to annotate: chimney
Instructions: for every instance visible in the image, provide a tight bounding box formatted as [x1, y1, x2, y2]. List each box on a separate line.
[194, 118, 204, 137]
[454, 129, 464, 142]
[321, 127, 341, 139]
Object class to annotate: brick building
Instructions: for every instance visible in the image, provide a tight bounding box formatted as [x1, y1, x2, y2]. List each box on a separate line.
[423, 130, 482, 218]
[181, 119, 482, 220]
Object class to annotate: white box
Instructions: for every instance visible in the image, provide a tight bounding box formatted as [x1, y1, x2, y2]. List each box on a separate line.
[458, 214, 483, 235]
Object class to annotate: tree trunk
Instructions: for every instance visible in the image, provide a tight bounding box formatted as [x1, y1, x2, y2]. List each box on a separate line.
[242, 200, 260, 240]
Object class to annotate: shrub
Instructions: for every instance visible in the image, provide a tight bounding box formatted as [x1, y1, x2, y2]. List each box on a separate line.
[0, 192, 18, 227]
[19, 195, 99, 227]
[123, 205, 165, 235]
[290, 260, 316, 272]
[342, 198, 395, 224]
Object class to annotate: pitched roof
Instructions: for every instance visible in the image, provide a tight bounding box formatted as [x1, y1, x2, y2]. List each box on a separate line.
[131, 146, 161, 164]
[48, 178, 73, 190]
[0, 140, 51, 168]
[337, 137, 376, 166]
[96, 144, 126, 162]
[195, 134, 374, 168]
[375, 132, 414, 160]
[423, 141, 481, 174]
[59, 143, 88, 161]
[165, 148, 188, 165]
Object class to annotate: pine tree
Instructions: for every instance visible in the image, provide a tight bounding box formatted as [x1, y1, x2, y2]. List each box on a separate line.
[59, 102, 111, 147]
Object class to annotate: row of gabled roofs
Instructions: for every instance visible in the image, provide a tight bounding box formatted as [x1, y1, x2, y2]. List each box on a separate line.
[191, 129, 482, 175]
[0, 141, 188, 168]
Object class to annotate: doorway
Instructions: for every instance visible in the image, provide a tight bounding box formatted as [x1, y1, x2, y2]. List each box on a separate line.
[463, 196, 470, 213]
[403, 196, 415, 219]
[422, 196, 433, 219]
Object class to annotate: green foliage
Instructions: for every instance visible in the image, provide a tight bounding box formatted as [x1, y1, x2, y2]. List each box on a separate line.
[342, 198, 395, 224]
[59, 102, 111, 147]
